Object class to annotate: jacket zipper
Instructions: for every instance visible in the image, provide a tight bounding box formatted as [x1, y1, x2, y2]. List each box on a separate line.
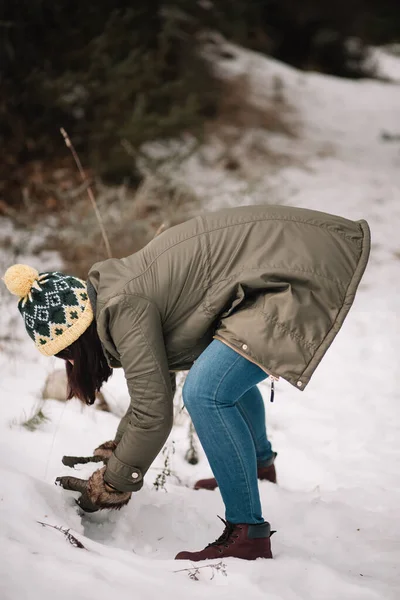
[213, 335, 279, 402]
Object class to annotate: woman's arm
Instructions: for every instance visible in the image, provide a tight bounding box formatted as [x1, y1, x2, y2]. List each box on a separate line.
[114, 372, 176, 445]
[114, 405, 132, 445]
[101, 295, 175, 492]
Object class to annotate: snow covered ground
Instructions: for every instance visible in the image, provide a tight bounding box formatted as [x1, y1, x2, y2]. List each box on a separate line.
[1, 43, 400, 599]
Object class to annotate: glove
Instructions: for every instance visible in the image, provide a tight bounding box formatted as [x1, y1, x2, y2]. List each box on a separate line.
[55, 475, 98, 512]
[61, 440, 117, 469]
[93, 440, 117, 462]
[56, 466, 131, 512]
[86, 466, 132, 510]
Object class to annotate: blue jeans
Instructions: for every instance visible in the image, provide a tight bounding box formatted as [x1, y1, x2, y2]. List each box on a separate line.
[183, 339, 274, 524]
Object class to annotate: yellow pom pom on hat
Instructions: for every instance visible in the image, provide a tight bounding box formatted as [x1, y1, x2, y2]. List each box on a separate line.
[3, 264, 40, 298]
[2, 263, 93, 356]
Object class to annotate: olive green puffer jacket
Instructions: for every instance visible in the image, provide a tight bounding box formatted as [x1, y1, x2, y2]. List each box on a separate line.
[87, 204, 370, 491]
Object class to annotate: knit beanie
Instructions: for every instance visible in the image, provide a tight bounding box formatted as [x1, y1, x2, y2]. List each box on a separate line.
[2, 264, 93, 356]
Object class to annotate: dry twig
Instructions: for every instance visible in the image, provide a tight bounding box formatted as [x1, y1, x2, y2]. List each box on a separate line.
[185, 419, 199, 465]
[60, 128, 112, 258]
[174, 561, 227, 581]
[153, 441, 176, 491]
[37, 521, 86, 549]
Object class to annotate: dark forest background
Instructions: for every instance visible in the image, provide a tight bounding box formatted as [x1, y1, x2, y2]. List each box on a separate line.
[1, 0, 399, 206]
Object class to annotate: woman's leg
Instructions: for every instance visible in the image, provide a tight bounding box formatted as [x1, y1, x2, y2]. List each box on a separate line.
[237, 386, 274, 467]
[183, 339, 268, 524]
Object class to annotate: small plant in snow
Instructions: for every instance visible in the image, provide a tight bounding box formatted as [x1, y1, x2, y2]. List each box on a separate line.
[37, 522, 86, 549]
[172, 372, 200, 465]
[185, 419, 199, 465]
[22, 408, 49, 431]
[172, 371, 187, 424]
[10, 401, 50, 431]
[153, 441, 176, 491]
[174, 561, 227, 581]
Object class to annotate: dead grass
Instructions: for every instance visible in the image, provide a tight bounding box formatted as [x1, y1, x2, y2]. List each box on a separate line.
[1, 150, 200, 278]
[41, 172, 200, 278]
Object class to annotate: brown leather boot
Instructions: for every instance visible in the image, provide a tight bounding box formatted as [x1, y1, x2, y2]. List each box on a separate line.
[194, 453, 277, 491]
[175, 518, 274, 561]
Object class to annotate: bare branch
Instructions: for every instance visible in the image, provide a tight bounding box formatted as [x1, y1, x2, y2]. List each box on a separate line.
[37, 521, 86, 549]
[60, 128, 112, 258]
[174, 561, 227, 581]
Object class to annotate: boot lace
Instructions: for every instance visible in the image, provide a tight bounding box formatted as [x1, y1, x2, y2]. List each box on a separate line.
[206, 516, 242, 549]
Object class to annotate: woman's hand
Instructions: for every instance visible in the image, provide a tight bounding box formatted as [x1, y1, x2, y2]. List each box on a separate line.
[85, 466, 132, 510]
[56, 466, 131, 512]
[93, 440, 117, 462]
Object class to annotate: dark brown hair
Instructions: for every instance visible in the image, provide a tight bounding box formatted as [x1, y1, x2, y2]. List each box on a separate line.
[55, 321, 112, 405]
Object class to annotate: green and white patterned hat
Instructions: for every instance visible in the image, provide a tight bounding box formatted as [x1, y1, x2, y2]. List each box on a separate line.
[3, 264, 93, 356]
